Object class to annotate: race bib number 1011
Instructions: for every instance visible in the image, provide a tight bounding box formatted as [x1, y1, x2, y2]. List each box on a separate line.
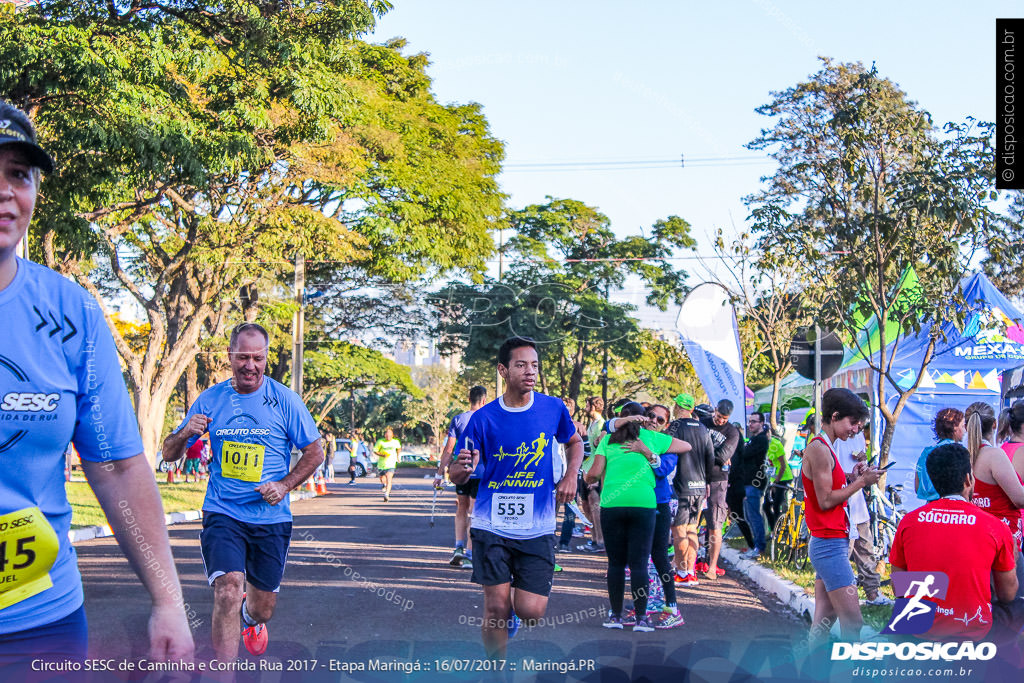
[221, 441, 265, 482]
[491, 493, 533, 530]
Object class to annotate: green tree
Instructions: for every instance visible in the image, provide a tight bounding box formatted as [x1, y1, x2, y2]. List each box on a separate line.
[746, 59, 998, 459]
[706, 229, 810, 431]
[436, 198, 696, 403]
[406, 366, 464, 458]
[2, 2, 504, 460]
[982, 192, 1024, 298]
[302, 341, 417, 427]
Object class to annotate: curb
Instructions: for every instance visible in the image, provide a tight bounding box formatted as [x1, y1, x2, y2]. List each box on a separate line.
[720, 546, 815, 621]
[68, 490, 319, 544]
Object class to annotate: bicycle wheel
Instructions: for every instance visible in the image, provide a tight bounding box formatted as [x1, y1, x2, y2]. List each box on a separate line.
[768, 516, 789, 563]
[874, 521, 897, 563]
[793, 515, 810, 570]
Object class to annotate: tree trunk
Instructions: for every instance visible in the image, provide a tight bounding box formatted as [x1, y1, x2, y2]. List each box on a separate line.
[135, 382, 177, 467]
[566, 341, 587, 403]
[184, 361, 199, 412]
[769, 368, 785, 433]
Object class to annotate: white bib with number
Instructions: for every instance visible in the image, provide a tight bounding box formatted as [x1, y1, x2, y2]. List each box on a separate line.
[491, 493, 533, 530]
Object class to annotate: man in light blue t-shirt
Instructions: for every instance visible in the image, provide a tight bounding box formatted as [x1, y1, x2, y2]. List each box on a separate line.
[162, 322, 322, 662]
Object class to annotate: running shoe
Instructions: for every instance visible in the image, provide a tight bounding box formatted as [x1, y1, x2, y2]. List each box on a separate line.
[450, 547, 467, 566]
[348, 480, 357, 486]
[602, 612, 624, 629]
[578, 542, 605, 553]
[694, 561, 709, 573]
[675, 572, 699, 587]
[646, 598, 665, 614]
[556, 542, 571, 552]
[507, 609, 521, 640]
[621, 608, 637, 627]
[862, 595, 894, 606]
[554, 564, 563, 572]
[384, 493, 390, 502]
[633, 618, 655, 633]
[655, 609, 685, 630]
[242, 623, 268, 656]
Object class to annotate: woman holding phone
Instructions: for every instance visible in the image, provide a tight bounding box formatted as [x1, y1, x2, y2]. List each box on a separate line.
[801, 388, 881, 642]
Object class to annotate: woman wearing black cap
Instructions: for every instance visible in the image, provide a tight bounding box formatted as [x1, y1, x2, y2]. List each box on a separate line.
[0, 102, 193, 670]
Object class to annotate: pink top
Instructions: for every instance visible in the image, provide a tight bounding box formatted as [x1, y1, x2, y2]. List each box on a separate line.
[1002, 441, 1024, 466]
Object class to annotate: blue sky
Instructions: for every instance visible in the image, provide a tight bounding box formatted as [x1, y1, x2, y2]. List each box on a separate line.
[370, 2, 1016, 327]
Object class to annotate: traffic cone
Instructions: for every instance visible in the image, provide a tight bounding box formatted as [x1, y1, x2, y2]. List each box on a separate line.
[166, 468, 176, 484]
[305, 478, 315, 493]
[316, 479, 327, 496]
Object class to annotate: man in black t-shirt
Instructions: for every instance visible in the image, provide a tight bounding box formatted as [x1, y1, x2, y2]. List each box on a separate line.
[666, 394, 715, 586]
[697, 399, 742, 580]
[736, 412, 770, 558]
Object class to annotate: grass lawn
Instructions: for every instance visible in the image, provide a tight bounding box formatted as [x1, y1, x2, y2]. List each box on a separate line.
[65, 476, 208, 529]
[725, 536, 897, 630]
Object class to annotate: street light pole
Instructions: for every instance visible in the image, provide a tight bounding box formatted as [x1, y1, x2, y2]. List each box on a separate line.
[291, 253, 305, 397]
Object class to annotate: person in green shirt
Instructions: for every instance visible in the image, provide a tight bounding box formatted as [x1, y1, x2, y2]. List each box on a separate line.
[763, 427, 793, 533]
[374, 427, 401, 502]
[585, 402, 691, 631]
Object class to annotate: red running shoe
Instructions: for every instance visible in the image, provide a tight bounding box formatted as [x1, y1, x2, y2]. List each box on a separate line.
[242, 622, 268, 655]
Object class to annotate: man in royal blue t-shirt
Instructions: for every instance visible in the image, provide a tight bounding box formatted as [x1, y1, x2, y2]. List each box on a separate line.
[450, 337, 584, 658]
[162, 323, 323, 662]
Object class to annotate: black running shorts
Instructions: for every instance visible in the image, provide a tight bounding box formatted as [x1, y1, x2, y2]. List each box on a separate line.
[469, 528, 555, 597]
[455, 478, 480, 498]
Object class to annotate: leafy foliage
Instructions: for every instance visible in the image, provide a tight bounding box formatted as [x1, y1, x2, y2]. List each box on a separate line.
[746, 59, 998, 457]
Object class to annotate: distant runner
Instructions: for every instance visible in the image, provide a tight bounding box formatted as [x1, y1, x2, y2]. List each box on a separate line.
[162, 322, 323, 663]
[450, 337, 583, 658]
[374, 427, 401, 502]
[435, 385, 488, 567]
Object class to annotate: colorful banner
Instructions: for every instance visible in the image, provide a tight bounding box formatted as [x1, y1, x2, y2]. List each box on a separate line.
[675, 283, 746, 415]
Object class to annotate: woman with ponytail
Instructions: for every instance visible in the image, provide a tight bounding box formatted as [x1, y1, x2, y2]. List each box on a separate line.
[966, 402, 1024, 548]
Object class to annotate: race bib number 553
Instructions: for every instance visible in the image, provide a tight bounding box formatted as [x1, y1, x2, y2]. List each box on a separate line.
[221, 441, 265, 482]
[0, 507, 59, 610]
[491, 493, 533, 530]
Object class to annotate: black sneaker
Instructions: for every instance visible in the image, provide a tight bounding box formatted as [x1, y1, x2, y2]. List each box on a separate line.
[578, 542, 605, 553]
[556, 543, 570, 552]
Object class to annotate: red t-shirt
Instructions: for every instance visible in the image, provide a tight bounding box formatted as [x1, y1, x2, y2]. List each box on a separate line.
[186, 439, 204, 460]
[890, 497, 1016, 640]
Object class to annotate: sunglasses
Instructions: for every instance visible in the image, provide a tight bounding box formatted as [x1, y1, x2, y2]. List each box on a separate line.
[645, 412, 667, 424]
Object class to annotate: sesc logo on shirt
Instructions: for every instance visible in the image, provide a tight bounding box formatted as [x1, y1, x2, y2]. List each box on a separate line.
[883, 571, 950, 634]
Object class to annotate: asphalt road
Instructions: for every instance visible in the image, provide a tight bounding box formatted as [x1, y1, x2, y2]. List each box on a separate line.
[71, 470, 808, 682]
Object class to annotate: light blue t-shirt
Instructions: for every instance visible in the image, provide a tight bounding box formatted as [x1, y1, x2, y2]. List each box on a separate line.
[459, 393, 575, 539]
[0, 259, 142, 634]
[915, 438, 957, 503]
[176, 377, 319, 524]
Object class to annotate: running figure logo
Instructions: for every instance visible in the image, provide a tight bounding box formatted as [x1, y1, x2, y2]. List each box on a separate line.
[883, 571, 949, 634]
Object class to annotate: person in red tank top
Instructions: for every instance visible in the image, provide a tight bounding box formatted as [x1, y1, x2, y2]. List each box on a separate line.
[965, 402, 1024, 549]
[802, 388, 881, 642]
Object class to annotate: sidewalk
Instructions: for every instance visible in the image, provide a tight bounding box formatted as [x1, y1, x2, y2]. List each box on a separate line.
[720, 545, 815, 621]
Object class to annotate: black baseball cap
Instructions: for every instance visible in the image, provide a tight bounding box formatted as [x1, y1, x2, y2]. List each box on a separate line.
[0, 112, 54, 174]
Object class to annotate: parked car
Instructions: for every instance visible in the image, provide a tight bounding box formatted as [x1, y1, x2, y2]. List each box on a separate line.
[399, 453, 431, 465]
[336, 438, 374, 477]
